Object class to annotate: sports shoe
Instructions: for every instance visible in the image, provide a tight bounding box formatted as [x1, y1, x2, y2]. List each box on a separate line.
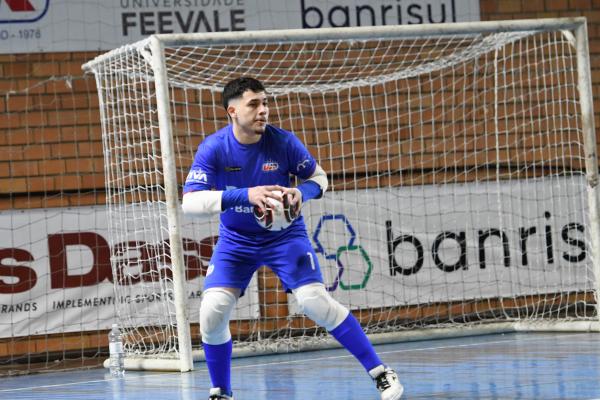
[208, 387, 234, 400]
[369, 365, 404, 400]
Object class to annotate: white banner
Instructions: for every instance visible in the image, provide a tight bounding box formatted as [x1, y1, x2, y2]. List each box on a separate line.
[0, 0, 480, 54]
[296, 176, 592, 311]
[2, 176, 591, 337]
[0, 206, 259, 339]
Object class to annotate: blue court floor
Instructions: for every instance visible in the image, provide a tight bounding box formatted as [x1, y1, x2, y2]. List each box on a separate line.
[1, 332, 600, 399]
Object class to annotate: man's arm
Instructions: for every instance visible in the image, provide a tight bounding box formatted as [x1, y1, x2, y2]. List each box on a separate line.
[182, 185, 286, 217]
[282, 163, 328, 209]
[181, 190, 223, 216]
[302, 163, 328, 196]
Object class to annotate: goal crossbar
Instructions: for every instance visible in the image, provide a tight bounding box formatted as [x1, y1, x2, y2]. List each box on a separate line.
[83, 18, 586, 71]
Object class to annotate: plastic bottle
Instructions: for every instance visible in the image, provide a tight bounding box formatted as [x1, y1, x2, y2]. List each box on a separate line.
[108, 323, 125, 377]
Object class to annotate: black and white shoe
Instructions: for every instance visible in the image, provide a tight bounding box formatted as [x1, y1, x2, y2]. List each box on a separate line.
[369, 365, 404, 400]
[208, 387, 234, 400]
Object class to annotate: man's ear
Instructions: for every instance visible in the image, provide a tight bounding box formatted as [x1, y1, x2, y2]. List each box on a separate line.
[227, 104, 236, 119]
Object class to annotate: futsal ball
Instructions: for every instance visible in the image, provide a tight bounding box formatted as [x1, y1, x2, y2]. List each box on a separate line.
[253, 190, 300, 231]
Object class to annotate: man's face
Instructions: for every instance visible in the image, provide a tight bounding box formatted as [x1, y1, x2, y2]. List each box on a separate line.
[228, 90, 269, 135]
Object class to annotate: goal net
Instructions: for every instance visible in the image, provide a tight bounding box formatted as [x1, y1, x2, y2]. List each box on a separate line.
[83, 18, 599, 372]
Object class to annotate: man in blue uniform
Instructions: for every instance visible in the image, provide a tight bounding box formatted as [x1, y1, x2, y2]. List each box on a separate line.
[182, 77, 403, 400]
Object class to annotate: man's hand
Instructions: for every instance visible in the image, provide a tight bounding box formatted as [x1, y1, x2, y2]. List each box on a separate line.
[248, 185, 285, 212]
[281, 187, 302, 210]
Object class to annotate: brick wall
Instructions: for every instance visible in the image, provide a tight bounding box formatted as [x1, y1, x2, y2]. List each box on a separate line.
[2, 1, 599, 212]
[0, 52, 105, 211]
[480, 1, 600, 118]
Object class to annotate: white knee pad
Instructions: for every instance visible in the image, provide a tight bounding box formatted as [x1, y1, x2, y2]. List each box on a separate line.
[293, 283, 349, 331]
[199, 289, 237, 345]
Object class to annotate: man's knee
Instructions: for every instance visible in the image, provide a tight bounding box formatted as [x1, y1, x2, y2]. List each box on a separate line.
[293, 283, 349, 331]
[199, 288, 237, 345]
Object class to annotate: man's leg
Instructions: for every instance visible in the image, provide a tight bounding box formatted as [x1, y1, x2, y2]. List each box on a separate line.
[200, 287, 239, 398]
[293, 283, 404, 400]
[266, 235, 403, 398]
[292, 283, 382, 369]
[201, 234, 260, 399]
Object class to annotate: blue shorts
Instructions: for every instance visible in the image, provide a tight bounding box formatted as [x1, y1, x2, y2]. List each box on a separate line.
[204, 230, 323, 294]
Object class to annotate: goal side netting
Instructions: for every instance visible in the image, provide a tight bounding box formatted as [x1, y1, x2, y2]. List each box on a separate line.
[83, 18, 599, 372]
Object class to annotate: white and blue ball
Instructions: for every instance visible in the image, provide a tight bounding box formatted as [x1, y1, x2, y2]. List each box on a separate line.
[253, 190, 299, 231]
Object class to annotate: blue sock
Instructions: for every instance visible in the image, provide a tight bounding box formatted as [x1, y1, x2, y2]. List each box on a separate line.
[203, 339, 233, 395]
[329, 313, 383, 372]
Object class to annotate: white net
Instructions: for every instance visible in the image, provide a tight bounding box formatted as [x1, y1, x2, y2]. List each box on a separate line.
[84, 21, 599, 367]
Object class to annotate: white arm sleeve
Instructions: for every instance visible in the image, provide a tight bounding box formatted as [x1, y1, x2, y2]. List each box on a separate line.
[306, 164, 328, 194]
[181, 190, 223, 216]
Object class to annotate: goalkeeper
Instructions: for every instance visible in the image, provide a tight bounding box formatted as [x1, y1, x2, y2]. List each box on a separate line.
[182, 77, 404, 400]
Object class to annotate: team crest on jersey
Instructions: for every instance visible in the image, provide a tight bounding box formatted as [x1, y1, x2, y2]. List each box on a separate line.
[186, 168, 208, 183]
[262, 161, 279, 172]
[206, 264, 215, 276]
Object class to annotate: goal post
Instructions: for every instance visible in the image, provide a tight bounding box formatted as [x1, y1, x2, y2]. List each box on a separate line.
[576, 21, 600, 312]
[149, 35, 193, 372]
[83, 17, 599, 372]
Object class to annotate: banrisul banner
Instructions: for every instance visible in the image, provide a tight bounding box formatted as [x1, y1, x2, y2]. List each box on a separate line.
[300, 176, 592, 311]
[0, 207, 259, 339]
[0, 0, 480, 54]
[1, 176, 592, 337]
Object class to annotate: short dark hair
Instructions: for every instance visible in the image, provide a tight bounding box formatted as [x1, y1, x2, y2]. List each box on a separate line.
[222, 77, 266, 110]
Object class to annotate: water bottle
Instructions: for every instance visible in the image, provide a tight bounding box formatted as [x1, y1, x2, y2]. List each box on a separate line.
[108, 323, 125, 377]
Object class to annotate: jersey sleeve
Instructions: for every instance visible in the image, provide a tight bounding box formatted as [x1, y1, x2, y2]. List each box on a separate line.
[183, 140, 218, 193]
[287, 134, 317, 180]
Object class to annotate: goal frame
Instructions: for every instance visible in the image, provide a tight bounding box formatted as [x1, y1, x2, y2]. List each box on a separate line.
[83, 17, 599, 373]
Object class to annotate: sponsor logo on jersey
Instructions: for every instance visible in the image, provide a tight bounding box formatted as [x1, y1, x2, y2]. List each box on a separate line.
[262, 161, 279, 172]
[0, 0, 49, 23]
[186, 168, 208, 183]
[297, 158, 311, 170]
[225, 166, 241, 172]
[234, 205, 253, 213]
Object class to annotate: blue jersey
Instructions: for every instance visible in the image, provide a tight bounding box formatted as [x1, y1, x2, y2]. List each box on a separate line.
[183, 124, 317, 239]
